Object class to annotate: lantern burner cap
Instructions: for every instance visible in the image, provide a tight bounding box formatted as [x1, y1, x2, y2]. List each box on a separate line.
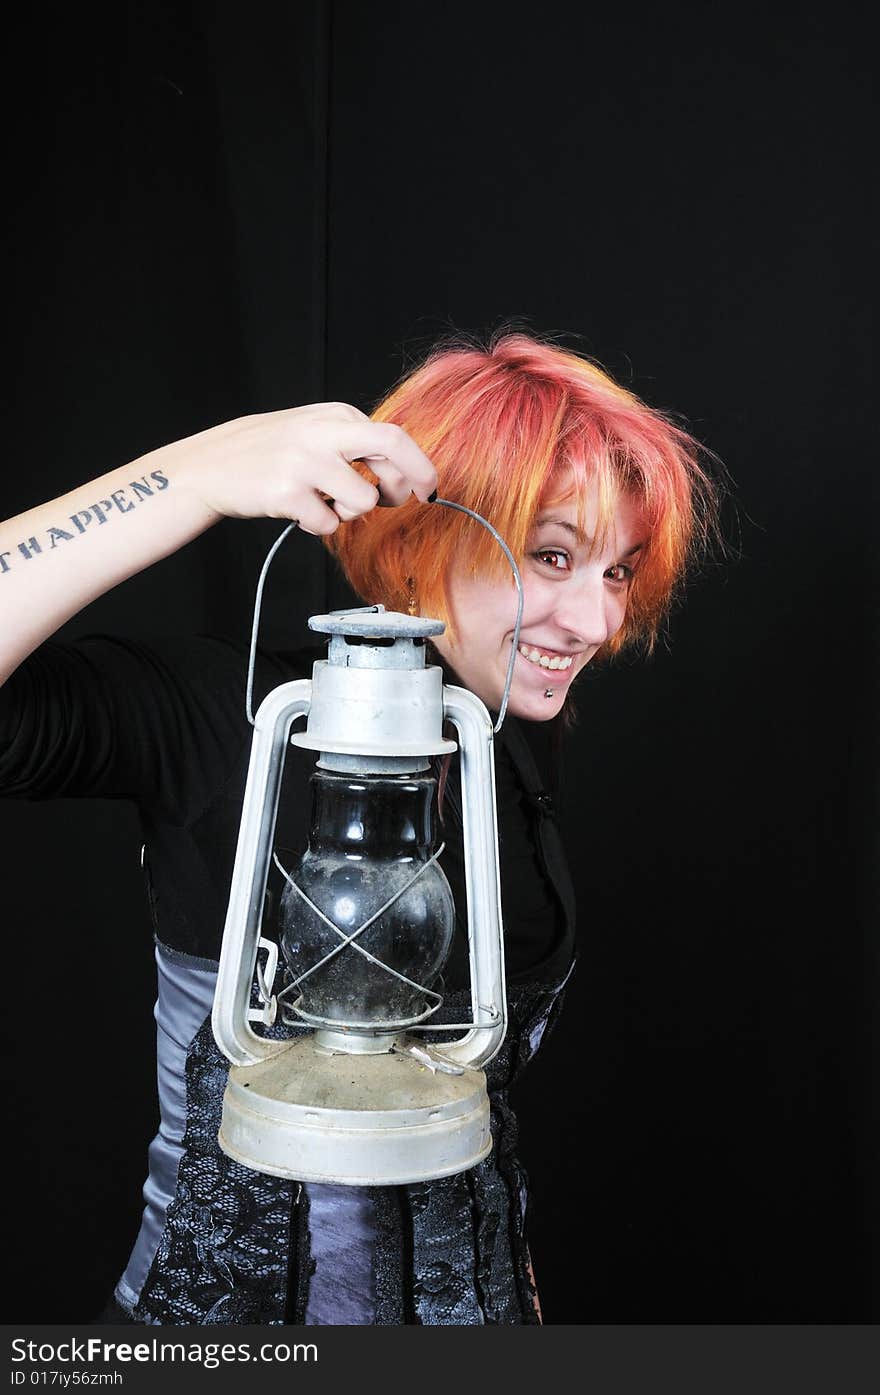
[309, 606, 445, 641]
[292, 606, 456, 766]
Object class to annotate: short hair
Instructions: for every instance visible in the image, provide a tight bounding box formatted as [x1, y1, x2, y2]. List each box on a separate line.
[326, 330, 718, 657]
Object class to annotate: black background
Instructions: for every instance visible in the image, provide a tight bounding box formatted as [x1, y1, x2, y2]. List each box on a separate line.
[2, 2, 874, 1322]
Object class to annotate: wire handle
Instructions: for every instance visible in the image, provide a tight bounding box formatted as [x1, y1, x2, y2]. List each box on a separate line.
[245, 496, 524, 732]
[431, 497, 524, 732]
[246, 521, 298, 725]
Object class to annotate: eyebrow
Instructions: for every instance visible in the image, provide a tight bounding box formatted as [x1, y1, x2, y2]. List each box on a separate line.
[534, 515, 644, 557]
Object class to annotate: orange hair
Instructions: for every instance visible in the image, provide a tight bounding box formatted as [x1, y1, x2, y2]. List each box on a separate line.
[326, 331, 717, 656]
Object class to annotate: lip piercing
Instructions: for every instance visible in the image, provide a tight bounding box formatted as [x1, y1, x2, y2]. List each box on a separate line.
[543, 689, 555, 699]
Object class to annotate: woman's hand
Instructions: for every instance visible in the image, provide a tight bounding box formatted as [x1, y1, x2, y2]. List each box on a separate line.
[179, 403, 437, 534]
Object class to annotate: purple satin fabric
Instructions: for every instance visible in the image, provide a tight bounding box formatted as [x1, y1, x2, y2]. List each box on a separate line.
[302, 1185, 376, 1324]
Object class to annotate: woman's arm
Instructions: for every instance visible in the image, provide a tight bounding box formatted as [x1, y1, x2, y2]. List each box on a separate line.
[0, 403, 436, 685]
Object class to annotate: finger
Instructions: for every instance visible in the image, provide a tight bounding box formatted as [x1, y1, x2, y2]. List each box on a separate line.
[319, 453, 409, 509]
[359, 459, 414, 509]
[317, 490, 362, 524]
[331, 500, 361, 522]
[314, 457, 381, 514]
[337, 421, 437, 502]
[292, 494, 341, 537]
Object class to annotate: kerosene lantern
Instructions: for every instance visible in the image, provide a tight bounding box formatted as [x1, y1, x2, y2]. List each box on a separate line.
[211, 605, 508, 1186]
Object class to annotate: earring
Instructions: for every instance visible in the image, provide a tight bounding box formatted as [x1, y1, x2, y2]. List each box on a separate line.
[405, 576, 418, 616]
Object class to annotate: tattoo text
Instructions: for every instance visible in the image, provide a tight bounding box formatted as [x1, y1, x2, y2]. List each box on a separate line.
[0, 470, 170, 575]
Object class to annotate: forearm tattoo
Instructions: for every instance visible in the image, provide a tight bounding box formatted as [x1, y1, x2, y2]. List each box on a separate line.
[0, 470, 170, 575]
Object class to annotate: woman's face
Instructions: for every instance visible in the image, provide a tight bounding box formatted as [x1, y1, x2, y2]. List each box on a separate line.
[432, 483, 645, 722]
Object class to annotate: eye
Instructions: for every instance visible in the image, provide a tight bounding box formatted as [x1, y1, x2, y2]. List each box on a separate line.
[531, 548, 571, 571]
[604, 562, 633, 584]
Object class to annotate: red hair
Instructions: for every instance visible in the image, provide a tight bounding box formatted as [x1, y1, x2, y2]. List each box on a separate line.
[326, 331, 717, 656]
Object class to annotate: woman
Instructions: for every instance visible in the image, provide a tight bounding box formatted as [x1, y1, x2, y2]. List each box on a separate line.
[0, 332, 713, 1323]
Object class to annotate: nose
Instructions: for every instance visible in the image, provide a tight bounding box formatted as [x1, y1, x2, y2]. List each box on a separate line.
[551, 571, 619, 649]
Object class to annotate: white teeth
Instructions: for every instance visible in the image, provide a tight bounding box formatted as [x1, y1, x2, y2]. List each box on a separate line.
[518, 644, 574, 671]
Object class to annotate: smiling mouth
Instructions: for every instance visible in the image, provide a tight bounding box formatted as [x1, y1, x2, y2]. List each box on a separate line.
[517, 643, 574, 672]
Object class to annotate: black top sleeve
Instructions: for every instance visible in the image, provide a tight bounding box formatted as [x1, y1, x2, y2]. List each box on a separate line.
[0, 634, 253, 823]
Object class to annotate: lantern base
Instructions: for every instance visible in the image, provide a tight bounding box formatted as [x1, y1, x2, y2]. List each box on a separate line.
[218, 1035, 491, 1185]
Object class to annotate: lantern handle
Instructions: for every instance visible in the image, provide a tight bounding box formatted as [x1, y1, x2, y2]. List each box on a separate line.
[245, 522, 299, 725]
[247, 503, 524, 732]
[431, 498, 524, 732]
